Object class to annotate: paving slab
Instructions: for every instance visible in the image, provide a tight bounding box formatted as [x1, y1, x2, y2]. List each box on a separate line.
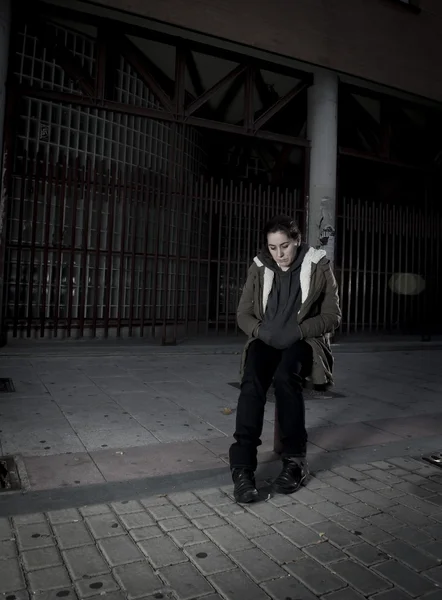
[3, 346, 442, 599]
[89, 441, 225, 481]
[0, 347, 442, 486]
[6, 454, 442, 598]
[22, 453, 105, 490]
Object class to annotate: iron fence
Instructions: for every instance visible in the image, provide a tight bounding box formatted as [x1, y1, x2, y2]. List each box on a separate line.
[336, 197, 441, 335]
[3, 154, 303, 342]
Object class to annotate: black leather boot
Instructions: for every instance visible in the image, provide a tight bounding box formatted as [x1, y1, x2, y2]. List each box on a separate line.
[272, 458, 309, 494]
[232, 468, 259, 503]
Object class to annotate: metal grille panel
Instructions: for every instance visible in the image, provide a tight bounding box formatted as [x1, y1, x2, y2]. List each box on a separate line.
[13, 22, 206, 174]
[336, 197, 442, 334]
[4, 156, 302, 341]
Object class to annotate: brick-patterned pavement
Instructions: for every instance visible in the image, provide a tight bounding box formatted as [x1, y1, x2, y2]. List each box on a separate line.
[3, 456, 442, 599]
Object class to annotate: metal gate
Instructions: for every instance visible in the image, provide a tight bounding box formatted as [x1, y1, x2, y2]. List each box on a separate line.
[3, 154, 303, 342]
[336, 197, 442, 335]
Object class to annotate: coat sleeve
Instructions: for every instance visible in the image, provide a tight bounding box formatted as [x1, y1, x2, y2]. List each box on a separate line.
[237, 266, 261, 337]
[299, 260, 341, 339]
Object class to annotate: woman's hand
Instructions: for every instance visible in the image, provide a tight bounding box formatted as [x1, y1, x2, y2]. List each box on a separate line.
[258, 323, 302, 349]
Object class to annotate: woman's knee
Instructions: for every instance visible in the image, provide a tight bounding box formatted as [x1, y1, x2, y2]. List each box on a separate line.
[274, 360, 303, 388]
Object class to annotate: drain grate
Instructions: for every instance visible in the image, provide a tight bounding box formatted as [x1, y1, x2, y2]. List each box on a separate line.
[0, 378, 15, 392]
[0, 456, 21, 491]
[227, 382, 345, 400]
[422, 452, 442, 469]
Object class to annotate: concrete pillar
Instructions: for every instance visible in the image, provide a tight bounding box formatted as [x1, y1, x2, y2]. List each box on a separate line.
[0, 0, 11, 345]
[307, 71, 338, 264]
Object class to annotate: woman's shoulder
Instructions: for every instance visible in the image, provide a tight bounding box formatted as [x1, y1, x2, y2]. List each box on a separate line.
[248, 258, 263, 273]
[301, 247, 331, 266]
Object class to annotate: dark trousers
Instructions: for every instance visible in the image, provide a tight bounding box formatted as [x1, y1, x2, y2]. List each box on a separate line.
[229, 339, 312, 471]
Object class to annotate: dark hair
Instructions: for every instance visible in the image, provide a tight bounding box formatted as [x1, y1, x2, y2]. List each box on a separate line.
[262, 215, 302, 247]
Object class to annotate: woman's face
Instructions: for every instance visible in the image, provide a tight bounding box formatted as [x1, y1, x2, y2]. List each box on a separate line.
[267, 230, 298, 268]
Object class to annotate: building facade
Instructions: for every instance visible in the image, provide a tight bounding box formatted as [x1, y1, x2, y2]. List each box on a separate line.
[0, 0, 440, 343]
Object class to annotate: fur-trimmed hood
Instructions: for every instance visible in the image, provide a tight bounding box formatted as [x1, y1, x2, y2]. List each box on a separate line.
[253, 247, 327, 313]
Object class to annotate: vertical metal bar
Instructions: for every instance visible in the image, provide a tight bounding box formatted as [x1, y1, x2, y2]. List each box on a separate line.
[303, 146, 311, 237]
[279, 187, 284, 217]
[12, 153, 28, 338]
[436, 209, 441, 321]
[253, 185, 259, 257]
[0, 88, 18, 342]
[205, 178, 214, 334]
[413, 204, 419, 328]
[184, 176, 196, 336]
[67, 158, 80, 338]
[234, 182, 242, 336]
[265, 186, 271, 232]
[192, 178, 203, 334]
[53, 156, 67, 338]
[139, 168, 150, 338]
[245, 182, 253, 265]
[368, 202, 375, 333]
[256, 184, 263, 256]
[40, 154, 54, 337]
[346, 198, 354, 334]
[389, 204, 397, 330]
[286, 187, 292, 220]
[334, 156, 340, 271]
[159, 48, 185, 343]
[338, 196, 346, 334]
[214, 180, 224, 335]
[429, 196, 436, 332]
[224, 180, 234, 334]
[361, 200, 368, 332]
[274, 187, 279, 222]
[128, 166, 140, 337]
[79, 158, 92, 338]
[416, 204, 423, 328]
[411, 204, 418, 328]
[150, 170, 163, 339]
[425, 199, 432, 335]
[103, 163, 116, 338]
[263, 186, 269, 234]
[273, 186, 279, 216]
[92, 161, 104, 338]
[162, 123, 178, 344]
[422, 194, 428, 332]
[375, 203, 383, 332]
[383, 204, 390, 331]
[172, 126, 187, 342]
[26, 156, 41, 338]
[396, 206, 404, 330]
[353, 198, 361, 333]
[404, 206, 411, 326]
[117, 165, 128, 338]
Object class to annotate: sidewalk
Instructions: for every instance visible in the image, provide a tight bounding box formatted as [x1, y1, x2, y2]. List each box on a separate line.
[3, 457, 442, 599]
[1, 341, 442, 599]
[1, 341, 442, 493]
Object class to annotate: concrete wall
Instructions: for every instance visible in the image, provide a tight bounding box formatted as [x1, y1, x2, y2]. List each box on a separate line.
[89, 0, 440, 101]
